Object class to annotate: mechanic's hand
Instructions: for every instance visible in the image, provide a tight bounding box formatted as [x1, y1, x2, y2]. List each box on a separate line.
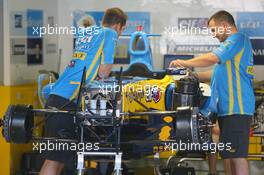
[169, 59, 187, 68]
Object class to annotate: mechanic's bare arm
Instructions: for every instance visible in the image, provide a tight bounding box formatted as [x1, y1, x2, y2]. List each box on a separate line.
[98, 64, 113, 79]
[170, 52, 219, 68]
[196, 70, 212, 82]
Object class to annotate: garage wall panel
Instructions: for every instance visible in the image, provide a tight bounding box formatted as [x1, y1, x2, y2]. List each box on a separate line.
[0, 0, 3, 85]
[8, 0, 59, 85]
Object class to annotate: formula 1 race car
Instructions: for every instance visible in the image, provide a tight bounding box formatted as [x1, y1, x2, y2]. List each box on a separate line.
[0, 30, 214, 175]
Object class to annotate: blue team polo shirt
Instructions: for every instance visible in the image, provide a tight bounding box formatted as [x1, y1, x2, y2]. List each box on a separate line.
[211, 32, 255, 116]
[50, 26, 117, 100]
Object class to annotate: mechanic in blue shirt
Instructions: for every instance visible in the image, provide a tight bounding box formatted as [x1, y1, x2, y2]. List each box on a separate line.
[40, 8, 127, 175]
[170, 10, 254, 175]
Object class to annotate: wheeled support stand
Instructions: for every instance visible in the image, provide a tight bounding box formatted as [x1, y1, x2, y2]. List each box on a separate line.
[77, 151, 123, 175]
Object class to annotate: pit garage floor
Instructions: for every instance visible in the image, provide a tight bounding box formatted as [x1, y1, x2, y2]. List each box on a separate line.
[186, 160, 264, 175]
[119, 159, 264, 175]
